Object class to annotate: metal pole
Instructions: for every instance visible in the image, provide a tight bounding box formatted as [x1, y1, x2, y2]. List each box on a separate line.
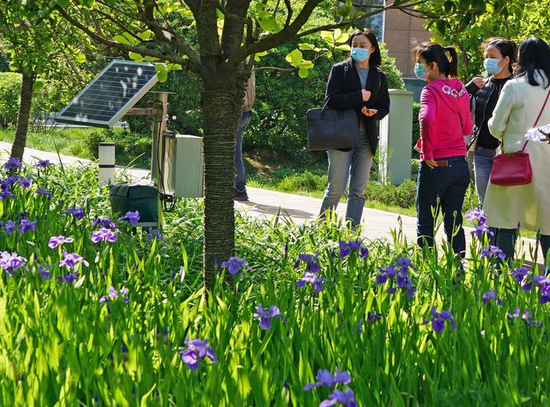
[98, 142, 115, 187]
[151, 92, 168, 185]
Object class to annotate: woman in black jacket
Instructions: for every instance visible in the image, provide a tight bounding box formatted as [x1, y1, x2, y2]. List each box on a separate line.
[318, 28, 390, 226]
[466, 37, 516, 205]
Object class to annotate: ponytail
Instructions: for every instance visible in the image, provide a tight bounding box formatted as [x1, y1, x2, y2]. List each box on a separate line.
[414, 42, 460, 78]
[443, 46, 458, 77]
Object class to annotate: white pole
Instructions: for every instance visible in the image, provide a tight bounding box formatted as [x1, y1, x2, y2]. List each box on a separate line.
[98, 142, 115, 187]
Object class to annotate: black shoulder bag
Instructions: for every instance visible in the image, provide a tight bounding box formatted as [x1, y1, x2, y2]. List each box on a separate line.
[307, 64, 379, 151]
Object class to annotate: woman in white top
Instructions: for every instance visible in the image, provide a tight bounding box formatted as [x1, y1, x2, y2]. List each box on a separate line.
[484, 37, 550, 262]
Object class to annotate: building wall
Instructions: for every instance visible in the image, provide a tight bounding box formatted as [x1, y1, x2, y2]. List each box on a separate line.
[383, 9, 431, 78]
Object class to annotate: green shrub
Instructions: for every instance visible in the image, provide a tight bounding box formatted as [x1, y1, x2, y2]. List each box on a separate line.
[86, 128, 152, 168]
[365, 178, 417, 208]
[278, 170, 327, 193]
[0, 72, 21, 128]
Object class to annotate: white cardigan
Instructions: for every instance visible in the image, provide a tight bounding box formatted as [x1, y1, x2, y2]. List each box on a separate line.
[484, 73, 550, 234]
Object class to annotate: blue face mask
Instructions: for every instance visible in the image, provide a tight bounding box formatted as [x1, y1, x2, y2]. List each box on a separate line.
[414, 63, 429, 81]
[350, 47, 370, 63]
[484, 58, 503, 75]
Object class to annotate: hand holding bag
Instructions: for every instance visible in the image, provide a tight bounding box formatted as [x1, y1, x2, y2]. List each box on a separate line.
[490, 88, 550, 186]
[306, 104, 361, 151]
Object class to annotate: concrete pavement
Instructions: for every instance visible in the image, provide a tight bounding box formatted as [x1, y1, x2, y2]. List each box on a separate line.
[0, 141, 543, 263]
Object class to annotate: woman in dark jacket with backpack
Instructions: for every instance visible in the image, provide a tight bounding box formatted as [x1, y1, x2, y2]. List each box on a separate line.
[318, 28, 390, 226]
[466, 38, 516, 205]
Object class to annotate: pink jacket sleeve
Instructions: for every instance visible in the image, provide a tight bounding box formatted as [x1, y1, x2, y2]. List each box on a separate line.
[419, 86, 436, 161]
[459, 89, 473, 136]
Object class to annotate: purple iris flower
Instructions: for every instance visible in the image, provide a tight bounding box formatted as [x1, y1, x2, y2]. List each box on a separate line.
[0, 191, 15, 200]
[91, 228, 119, 243]
[294, 253, 321, 273]
[510, 267, 529, 284]
[18, 211, 29, 219]
[320, 387, 358, 407]
[304, 368, 351, 390]
[482, 290, 502, 305]
[179, 338, 217, 370]
[4, 220, 15, 235]
[118, 210, 140, 226]
[147, 228, 166, 242]
[221, 257, 251, 275]
[465, 208, 487, 224]
[57, 273, 80, 284]
[37, 265, 52, 280]
[100, 286, 129, 303]
[471, 223, 494, 238]
[35, 189, 52, 199]
[481, 245, 506, 259]
[338, 240, 368, 259]
[18, 176, 32, 189]
[296, 272, 327, 292]
[59, 251, 89, 269]
[357, 312, 382, 334]
[63, 206, 85, 221]
[36, 159, 53, 168]
[376, 261, 415, 298]
[507, 307, 542, 327]
[423, 307, 456, 334]
[3, 157, 22, 170]
[253, 304, 286, 330]
[48, 236, 74, 249]
[19, 220, 37, 233]
[0, 251, 26, 276]
[91, 216, 116, 229]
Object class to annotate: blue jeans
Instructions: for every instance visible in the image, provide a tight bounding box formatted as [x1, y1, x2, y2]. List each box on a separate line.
[473, 146, 496, 205]
[319, 134, 374, 226]
[234, 111, 252, 191]
[417, 156, 471, 255]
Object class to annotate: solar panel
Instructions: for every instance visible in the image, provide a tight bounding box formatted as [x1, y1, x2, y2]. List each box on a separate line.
[55, 60, 158, 128]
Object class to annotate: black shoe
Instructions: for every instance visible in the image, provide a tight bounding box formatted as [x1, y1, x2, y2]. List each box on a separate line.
[234, 188, 249, 201]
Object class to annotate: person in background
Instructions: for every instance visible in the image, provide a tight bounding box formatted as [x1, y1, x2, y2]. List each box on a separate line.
[484, 37, 550, 263]
[466, 38, 516, 205]
[414, 42, 472, 256]
[318, 28, 390, 226]
[234, 68, 255, 201]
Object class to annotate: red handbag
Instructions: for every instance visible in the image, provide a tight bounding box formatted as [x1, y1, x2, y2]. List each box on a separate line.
[490, 88, 550, 186]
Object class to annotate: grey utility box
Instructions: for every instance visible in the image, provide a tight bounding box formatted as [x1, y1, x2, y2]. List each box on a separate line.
[379, 89, 414, 185]
[163, 134, 204, 198]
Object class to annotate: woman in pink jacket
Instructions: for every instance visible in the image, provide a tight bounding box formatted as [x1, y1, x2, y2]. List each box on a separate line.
[414, 42, 473, 256]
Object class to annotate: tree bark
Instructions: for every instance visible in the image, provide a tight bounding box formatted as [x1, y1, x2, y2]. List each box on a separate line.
[11, 73, 35, 160]
[201, 71, 242, 291]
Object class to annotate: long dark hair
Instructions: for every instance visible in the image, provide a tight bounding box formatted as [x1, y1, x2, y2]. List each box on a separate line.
[348, 29, 381, 68]
[516, 37, 550, 88]
[414, 42, 458, 78]
[482, 37, 516, 74]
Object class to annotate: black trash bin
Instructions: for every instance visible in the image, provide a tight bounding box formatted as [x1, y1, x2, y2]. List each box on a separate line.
[109, 181, 159, 225]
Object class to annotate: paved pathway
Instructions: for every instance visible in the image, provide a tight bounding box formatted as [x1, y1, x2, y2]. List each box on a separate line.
[0, 141, 543, 263]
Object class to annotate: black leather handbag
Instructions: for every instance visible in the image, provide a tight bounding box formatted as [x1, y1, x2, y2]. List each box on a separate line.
[306, 106, 361, 151]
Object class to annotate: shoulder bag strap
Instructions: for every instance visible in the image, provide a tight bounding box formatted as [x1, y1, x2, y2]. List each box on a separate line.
[520, 87, 550, 152]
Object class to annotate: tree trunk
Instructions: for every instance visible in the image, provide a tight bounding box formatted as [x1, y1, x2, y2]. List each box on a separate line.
[11, 73, 35, 160]
[201, 74, 242, 291]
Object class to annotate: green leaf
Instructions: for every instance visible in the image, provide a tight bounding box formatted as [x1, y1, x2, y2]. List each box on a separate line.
[139, 30, 154, 40]
[285, 49, 303, 66]
[129, 52, 144, 62]
[157, 70, 168, 82]
[298, 43, 316, 51]
[114, 35, 130, 45]
[298, 68, 309, 78]
[74, 53, 86, 63]
[321, 31, 334, 43]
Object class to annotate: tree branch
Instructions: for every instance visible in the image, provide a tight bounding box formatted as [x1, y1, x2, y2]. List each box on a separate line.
[142, 1, 201, 63]
[57, 6, 201, 73]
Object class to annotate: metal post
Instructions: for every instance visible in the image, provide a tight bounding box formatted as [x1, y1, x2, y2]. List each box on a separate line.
[98, 142, 115, 187]
[151, 92, 168, 185]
